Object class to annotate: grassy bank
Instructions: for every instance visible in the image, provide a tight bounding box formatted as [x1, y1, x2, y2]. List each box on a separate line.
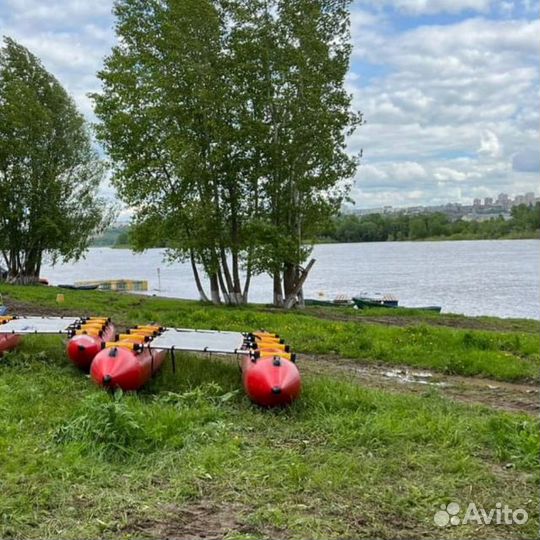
[0, 285, 539, 539]
[2, 285, 538, 382]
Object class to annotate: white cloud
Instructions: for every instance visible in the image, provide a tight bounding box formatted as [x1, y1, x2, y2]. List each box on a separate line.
[356, 0, 492, 15]
[349, 14, 539, 206]
[6, 0, 112, 24]
[478, 130, 503, 159]
[433, 167, 468, 182]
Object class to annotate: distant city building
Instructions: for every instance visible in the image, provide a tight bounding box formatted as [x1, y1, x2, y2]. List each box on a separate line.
[463, 212, 512, 222]
[354, 207, 386, 216]
[525, 192, 535, 204]
[496, 193, 510, 209]
[347, 191, 537, 220]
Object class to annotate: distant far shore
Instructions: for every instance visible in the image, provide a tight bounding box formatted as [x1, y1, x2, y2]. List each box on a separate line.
[93, 204, 540, 248]
[314, 231, 540, 244]
[98, 232, 539, 249]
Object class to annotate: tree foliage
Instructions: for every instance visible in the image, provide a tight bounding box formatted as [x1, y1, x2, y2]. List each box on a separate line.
[93, 0, 360, 305]
[0, 37, 109, 282]
[322, 204, 540, 243]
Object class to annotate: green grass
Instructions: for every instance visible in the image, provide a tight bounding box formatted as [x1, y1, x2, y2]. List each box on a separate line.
[333, 305, 540, 332]
[0, 335, 538, 539]
[2, 284, 539, 382]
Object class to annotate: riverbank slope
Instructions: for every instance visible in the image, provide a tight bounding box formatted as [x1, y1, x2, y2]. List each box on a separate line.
[0, 284, 538, 539]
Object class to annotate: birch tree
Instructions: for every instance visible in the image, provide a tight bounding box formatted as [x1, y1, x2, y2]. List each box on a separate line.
[94, 0, 361, 306]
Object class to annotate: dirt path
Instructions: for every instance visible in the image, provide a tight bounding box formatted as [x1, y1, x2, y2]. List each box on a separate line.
[122, 500, 251, 540]
[3, 298, 82, 318]
[301, 354, 539, 415]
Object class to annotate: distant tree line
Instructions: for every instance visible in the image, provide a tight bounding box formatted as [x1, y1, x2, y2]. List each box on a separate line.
[93, 203, 540, 248]
[91, 226, 131, 247]
[321, 203, 540, 243]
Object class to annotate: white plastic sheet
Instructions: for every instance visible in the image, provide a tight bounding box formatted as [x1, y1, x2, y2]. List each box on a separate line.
[0, 317, 80, 334]
[149, 328, 247, 354]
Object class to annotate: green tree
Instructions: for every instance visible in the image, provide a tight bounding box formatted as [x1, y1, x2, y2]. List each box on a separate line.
[409, 217, 427, 240]
[511, 203, 540, 231]
[93, 0, 360, 306]
[426, 212, 450, 237]
[234, 0, 361, 305]
[93, 0, 262, 304]
[0, 37, 109, 283]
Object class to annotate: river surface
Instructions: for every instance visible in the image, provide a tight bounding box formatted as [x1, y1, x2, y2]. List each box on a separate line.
[42, 240, 540, 320]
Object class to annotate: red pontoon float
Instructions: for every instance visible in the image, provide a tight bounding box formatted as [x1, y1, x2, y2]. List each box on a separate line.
[66, 317, 116, 370]
[91, 325, 167, 391]
[0, 333, 21, 355]
[0, 316, 21, 355]
[91, 326, 301, 407]
[242, 332, 301, 407]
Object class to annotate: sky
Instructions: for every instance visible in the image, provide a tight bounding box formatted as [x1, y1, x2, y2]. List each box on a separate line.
[0, 0, 538, 210]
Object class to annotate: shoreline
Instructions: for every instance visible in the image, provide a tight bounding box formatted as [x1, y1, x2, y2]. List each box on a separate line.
[97, 234, 540, 249]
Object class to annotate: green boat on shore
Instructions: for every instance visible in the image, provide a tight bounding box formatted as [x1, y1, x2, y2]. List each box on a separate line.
[352, 295, 442, 312]
[305, 295, 354, 308]
[305, 299, 354, 307]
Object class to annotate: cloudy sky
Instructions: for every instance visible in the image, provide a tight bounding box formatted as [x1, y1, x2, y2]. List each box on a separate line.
[1, 0, 538, 209]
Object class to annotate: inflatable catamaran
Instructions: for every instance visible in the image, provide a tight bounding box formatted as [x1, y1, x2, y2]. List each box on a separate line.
[0, 314, 115, 368]
[0, 315, 301, 407]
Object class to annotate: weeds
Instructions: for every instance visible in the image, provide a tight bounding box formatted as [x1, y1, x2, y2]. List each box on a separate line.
[0, 285, 538, 538]
[54, 391, 148, 459]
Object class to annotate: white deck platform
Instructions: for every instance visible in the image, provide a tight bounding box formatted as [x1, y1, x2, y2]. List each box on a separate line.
[0, 317, 80, 334]
[149, 328, 248, 355]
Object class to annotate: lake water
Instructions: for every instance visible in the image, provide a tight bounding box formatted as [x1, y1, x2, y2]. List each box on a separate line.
[42, 240, 540, 320]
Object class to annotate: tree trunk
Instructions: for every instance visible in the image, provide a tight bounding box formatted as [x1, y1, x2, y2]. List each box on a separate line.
[231, 250, 244, 305]
[242, 254, 252, 303]
[283, 258, 316, 309]
[219, 247, 236, 304]
[297, 287, 305, 308]
[283, 262, 297, 298]
[273, 271, 284, 307]
[190, 250, 209, 302]
[4, 247, 43, 284]
[216, 266, 231, 304]
[209, 273, 221, 305]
